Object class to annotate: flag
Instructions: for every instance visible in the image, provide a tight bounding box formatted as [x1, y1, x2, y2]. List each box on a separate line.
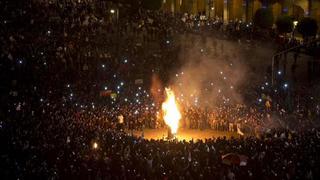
[110, 93, 117, 100]
[237, 126, 244, 136]
[265, 100, 271, 109]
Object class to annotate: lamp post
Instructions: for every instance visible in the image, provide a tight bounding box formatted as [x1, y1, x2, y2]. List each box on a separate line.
[110, 5, 120, 63]
[292, 20, 298, 39]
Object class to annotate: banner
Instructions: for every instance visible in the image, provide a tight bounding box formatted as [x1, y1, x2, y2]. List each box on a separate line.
[135, 79, 143, 84]
[99, 90, 112, 97]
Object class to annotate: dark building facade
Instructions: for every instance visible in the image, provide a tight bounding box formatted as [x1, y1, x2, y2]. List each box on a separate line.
[162, 0, 320, 24]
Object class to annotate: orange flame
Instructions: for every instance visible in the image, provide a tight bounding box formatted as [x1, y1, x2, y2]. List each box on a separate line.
[162, 88, 181, 134]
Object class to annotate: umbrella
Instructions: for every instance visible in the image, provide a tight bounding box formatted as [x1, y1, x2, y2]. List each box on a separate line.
[222, 153, 248, 166]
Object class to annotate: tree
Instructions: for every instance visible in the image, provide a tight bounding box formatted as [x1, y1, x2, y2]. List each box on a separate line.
[253, 8, 274, 29]
[141, 0, 162, 10]
[275, 15, 293, 34]
[292, 5, 304, 20]
[296, 17, 318, 39]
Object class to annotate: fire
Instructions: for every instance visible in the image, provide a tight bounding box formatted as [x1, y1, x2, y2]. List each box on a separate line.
[162, 88, 181, 134]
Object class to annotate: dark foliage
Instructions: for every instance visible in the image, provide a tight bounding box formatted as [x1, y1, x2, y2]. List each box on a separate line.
[276, 15, 293, 34]
[253, 8, 274, 29]
[297, 17, 318, 38]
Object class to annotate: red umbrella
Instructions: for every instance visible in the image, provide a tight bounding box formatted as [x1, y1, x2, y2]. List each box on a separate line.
[221, 153, 248, 166]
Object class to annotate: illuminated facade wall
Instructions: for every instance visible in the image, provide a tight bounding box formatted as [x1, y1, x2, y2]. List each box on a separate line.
[161, 0, 320, 24]
[272, 2, 282, 21]
[229, 0, 244, 20]
[310, 1, 320, 23]
[214, 0, 224, 18]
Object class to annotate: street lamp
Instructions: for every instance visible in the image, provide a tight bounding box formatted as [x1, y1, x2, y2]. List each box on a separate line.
[110, 9, 115, 14]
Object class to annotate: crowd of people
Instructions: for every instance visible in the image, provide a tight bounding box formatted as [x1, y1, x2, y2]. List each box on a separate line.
[1, 0, 320, 179]
[3, 109, 320, 179]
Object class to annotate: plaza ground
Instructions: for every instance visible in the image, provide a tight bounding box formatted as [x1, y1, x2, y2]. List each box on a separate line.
[129, 128, 240, 141]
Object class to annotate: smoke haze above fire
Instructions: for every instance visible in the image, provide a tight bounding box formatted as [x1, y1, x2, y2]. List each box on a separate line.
[168, 35, 273, 108]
